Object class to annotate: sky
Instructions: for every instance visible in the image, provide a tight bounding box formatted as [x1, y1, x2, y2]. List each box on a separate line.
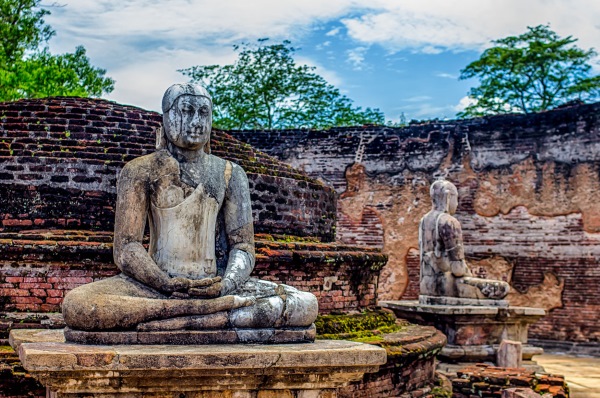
[44, 0, 600, 123]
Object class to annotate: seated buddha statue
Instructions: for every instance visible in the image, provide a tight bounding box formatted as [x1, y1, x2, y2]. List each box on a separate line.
[419, 179, 510, 304]
[62, 83, 318, 339]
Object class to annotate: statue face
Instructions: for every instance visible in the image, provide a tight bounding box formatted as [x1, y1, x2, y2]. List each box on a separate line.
[163, 95, 212, 150]
[447, 190, 458, 215]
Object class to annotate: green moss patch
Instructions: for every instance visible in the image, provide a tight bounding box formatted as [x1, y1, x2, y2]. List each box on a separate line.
[315, 310, 406, 343]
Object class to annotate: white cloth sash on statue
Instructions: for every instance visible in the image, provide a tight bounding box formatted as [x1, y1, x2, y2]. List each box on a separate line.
[149, 182, 219, 280]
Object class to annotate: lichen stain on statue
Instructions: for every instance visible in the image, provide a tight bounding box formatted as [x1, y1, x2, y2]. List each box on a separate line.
[61, 83, 318, 344]
[418, 179, 510, 306]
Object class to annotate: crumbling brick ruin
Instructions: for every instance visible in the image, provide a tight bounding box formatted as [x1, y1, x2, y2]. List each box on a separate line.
[0, 97, 449, 398]
[232, 101, 600, 344]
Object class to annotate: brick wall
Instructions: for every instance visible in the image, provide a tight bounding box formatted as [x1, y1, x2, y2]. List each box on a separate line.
[0, 231, 385, 316]
[231, 102, 600, 342]
[340, 356, 436, 398]
[0, 97, 335, 241]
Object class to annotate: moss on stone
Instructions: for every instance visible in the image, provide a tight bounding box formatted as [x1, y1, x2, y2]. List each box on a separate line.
[258, 233, 321, 244]
[315, 310, 405, 343]
[431, 386, 452, 398]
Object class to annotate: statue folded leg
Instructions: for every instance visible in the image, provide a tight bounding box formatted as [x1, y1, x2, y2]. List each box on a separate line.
[456, 276, 510, 300]
[62, 274, 253, 331]
[137, 278, 318, 332]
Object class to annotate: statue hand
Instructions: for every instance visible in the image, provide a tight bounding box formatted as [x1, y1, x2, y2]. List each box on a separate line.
[232, 295, 256, 308]
[450, 260, 471, 277]
[164, 276, 192, 293]
[189, 276, 221, 288]
[188, 277, 223, 298]
[165, 276, 222, 295]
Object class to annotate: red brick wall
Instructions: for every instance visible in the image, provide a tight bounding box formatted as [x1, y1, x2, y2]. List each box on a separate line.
[0, 97, 336, 241]
[339, 357, 436, 398]
[0, 232, 385, 317]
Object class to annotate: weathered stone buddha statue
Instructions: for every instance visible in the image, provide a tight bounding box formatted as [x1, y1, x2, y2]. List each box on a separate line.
[62, 83, 318, 343]
[419, 179, 510, 305]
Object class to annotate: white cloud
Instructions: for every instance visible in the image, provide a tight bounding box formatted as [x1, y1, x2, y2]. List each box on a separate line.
[341, 0, 600, 54]
[40, 0, 600, 112]
[436, 72, 458, 79]
[404, 95, 432, 102]
[44, 0, 361, 110]
[47, 0, 355, 46]
[346, 46, 368, 70]
[326, 27, 341, 36]
[105, 48, 236, 112]
[399, 102, 457, 119]
[454, 96, 477, 113]
[295, 57, 344, 88]
[315, 41, 331, 50]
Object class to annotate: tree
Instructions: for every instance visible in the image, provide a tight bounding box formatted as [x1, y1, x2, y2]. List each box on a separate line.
[458, 25, 600, 117]
[179, 40, 384, 130]
[0, 0, 114, 101]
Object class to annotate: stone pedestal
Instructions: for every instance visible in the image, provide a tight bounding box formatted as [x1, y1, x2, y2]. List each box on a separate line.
[10, 329, 386, 398]
[379, 300, 545, 364]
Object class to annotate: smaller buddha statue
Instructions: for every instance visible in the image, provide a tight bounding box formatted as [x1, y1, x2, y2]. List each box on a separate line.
[419, 179, 510, 304]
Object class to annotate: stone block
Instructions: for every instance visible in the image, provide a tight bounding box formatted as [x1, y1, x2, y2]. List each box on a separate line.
[10, 329, 386, 397]
[497, 340, 523, 368]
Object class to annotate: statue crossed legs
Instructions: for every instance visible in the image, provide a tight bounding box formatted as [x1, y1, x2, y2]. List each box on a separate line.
[419, 180, 510, 304]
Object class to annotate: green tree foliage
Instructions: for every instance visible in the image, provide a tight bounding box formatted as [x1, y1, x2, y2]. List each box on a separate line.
[179, 40, 384, 129]
[459, 25, 600, 117]
[0, 0, 114, 101]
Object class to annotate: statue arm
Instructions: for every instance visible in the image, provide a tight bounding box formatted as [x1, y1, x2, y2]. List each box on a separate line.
[113, 160, 177, 294]
[439, 216, 470, 277]
[221, 163, 256, 295]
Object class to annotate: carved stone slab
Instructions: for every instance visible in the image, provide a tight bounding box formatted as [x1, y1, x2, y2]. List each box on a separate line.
[64, 325, 316, 345]
[10, 329, 386, 398]
[419, 294, 509, 307]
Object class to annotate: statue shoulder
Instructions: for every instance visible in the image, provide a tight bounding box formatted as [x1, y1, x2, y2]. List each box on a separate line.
[438, 213, 462, 232]
[228, 161, 249, 187]
[421, 211, 461, 231]
[207, 156, 249, 184]
[119, 151, 178, 182]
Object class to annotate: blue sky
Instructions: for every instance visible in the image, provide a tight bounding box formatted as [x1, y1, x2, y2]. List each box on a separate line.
[44, 1, 600, 123]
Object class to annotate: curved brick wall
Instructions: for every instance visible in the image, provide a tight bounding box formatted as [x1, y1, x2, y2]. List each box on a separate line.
[0, 96, 383, 317]
[0, 231, 385, 315]
[232, 102, 600, 343]
[0, 97, 335, 241]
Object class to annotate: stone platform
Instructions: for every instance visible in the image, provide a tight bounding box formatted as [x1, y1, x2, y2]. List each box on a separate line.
[64, 325, 316, 345]
[380, 300, 545, 363]
[10, 329, 386, 398]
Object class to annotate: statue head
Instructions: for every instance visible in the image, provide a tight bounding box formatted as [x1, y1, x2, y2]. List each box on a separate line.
[430, 179, 458, 214]
[157, 83, 213, 152]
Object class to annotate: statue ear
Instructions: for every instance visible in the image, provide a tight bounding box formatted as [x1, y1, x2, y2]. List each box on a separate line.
[444, 188, 450, 212]
[156, 126, 166, 149]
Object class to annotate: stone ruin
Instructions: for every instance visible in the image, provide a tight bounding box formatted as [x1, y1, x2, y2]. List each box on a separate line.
[0, 96, 446, 398]
[232, 101, 600, 351]
[1, 95, 594, 397]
